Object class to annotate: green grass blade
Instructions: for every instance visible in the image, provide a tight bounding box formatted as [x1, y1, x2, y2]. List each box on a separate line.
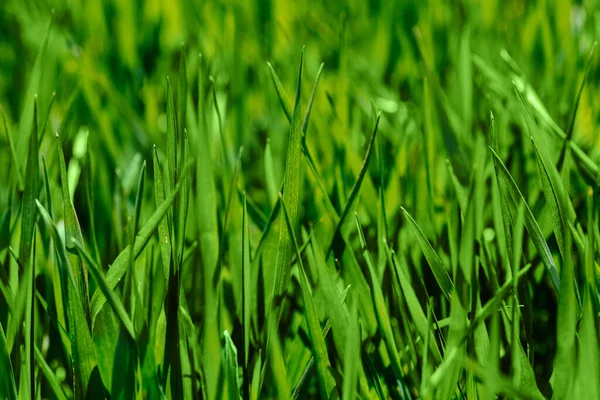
[56, 132, 90, 319]
[36, 200, 99, 397]
[490, 147, 561, 294]
[266, 61, 292, 122]
[341, 302, 359, 400]
[354, 214, 404, 384]
[280, 193, 336, 399]
[327, 113, 381, 258]
[19, 97, 39, 277]
[242, 193, 251, 399]
[223, 331, 241, 400]
[0, 324, 17, 400]
[273, 48, 304, 302]
[401, 207, 453, 299]
[73, 241, 136, 340]
[1, 106, 24, 190]
[34, 345, 68, 400]
[89, 159, 194, 322]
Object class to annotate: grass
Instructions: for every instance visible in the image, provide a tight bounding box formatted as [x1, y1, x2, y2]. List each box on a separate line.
[1, 0, 600, 398]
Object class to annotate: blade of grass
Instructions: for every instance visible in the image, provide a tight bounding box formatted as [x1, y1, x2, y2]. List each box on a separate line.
[56, 132, 90, 320]
[272, 48, 304, 303]
[73, 241, 136, 340]
[280, 193, 336, 399]
[401, 207, 453, 299]
[490, 147, 560, 294]
[0, 324, 17, 400]
[89, 159, 194, 322]
[36, 200, 99, 398]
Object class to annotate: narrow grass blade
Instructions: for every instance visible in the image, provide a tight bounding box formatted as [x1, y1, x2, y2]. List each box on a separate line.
[354, 214, 403, 383]
[34, 345, 68, 400]
[36, 200, 99, 397]
[0, 324, 17, 400]
[223, 331, 241, 400]
[19, 98, 39, 276]
[90, 159, 194, 322]
[153, 146, 170, 282]
[557, 42, 597, 168]
[280, 193, 336, 399]
[273, 48, 304, 302]
[266, 61, 292, 122]
[56, 132, 90, 318]
[342, 302, 359, 400]
[401, 207, 453, 299]
[1, 106, 23, 189]
[242, 193, 251, 399]
[490, 147, 560, 294]
[73, 241, 136, 340]
[327, 114, 381, 258]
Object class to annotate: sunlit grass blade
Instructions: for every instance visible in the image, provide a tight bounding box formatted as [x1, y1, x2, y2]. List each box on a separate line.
[401, 207, 453, 299]
[153, 144, 171, 281]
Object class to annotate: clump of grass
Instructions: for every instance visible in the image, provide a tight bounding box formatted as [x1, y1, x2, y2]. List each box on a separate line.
[1, 1, 600, 399]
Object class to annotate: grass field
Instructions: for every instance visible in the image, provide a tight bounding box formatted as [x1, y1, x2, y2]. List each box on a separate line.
[1, 0, 600, 399]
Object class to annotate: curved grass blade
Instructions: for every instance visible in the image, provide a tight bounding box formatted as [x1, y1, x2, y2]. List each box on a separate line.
[490, 147, 560, 294]
[90, 159, 194, 322]
[531, 136, 577, 259]
[280, 193, 336, 399]
[266, 61, 292, 122]
[327, 114, 381, 258]
[73, 241, 136, 340]
[401, 207, 453, 299]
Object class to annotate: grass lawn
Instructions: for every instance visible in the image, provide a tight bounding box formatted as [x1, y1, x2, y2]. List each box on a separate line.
[1, 0, 600, 398]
